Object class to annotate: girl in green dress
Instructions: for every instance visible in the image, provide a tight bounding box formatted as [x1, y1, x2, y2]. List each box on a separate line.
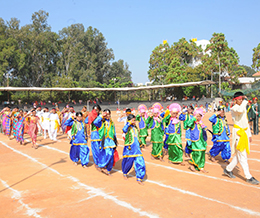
[187, 108, 208, 173]
[136, 104, 148, 148]
[163, 103, 185, 165]
[147, 108, 164, 161]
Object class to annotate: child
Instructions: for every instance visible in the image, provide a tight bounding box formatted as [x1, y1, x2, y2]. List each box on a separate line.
[179, 105, 194, 157]
[95, 109, 117, 176]
[136, 104, 148, 148]
[146, 108, 164, 161]
[163, 103, 184, 165]
[66, 112, 90, 168]
[122, 114, 146, 185]
[209, 106, 231, 162]
[187, 108, 208, 173]
[85, 104, 102, 170]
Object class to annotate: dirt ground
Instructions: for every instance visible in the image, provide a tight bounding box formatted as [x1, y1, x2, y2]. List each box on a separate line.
[0, 111, 260, 218]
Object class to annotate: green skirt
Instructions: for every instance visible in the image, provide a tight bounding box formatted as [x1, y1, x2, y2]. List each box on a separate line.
[189, 150, 206, 171]
[140, 136, 147, 147]
[151, 142, 163, 157]
[168, 144, 183, 163]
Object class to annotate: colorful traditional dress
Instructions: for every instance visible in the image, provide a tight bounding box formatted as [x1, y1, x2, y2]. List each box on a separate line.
[24, 117, 30, 134]
[209, 114, 231, 160]
[122, 122, 146, 182]
[66, 117, 89, 166]
[16, 117, 25, 143]
[163, 115, 183, 163]
[146, 116, 164, 158]
[4, 112, 12, 136]
[85, 115, 101, 166]
[136, 114, 148, 147]
[12, 112, 19, 138]
[95, 116, 117, 173]
[187, 117, 207, 171]
[1, 111, 9, 134]
[179, 112, 194, 154]
[28, 116, 40, 144]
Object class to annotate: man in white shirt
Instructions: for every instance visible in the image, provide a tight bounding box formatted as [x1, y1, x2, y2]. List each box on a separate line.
[42, 107, 50, 139]
[49, 108, 60, 141]
[224, 92, 259, 185]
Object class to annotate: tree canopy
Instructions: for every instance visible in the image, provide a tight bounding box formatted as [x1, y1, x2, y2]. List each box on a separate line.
[0, 10, 132, 102]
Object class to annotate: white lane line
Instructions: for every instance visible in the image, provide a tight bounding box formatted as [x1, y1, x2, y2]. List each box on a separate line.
[0, 179, 42, 218]
[2, 142, 260, 217]
[26, 138, 260, 190]
[11, 137, 260, 216]
[0, 141, 159, 218]
[111, 168, 260, 217]
[248, 158, 260, 163]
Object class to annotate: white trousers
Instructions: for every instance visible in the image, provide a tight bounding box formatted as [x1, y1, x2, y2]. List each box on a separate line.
[226, 149, 252, 179]
[49, 128, 57, 140]
[43, 128, 50, 139]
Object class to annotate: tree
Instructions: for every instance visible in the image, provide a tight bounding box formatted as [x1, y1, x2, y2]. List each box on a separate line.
[205, 33, 241, 96]
[148, 43, 170, 84]
[105, 59, 132, 84]
[252, 43, 260, 71]
[173, 38, 202, 65]
[240, 65, 256, 77]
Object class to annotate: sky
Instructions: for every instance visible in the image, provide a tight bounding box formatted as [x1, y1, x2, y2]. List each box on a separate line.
[0, 0, 259, 84]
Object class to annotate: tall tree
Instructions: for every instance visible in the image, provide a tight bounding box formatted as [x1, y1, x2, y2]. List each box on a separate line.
[252, 43, 260, 71]
[105, 59, 132, 84]
[205, 33, 241, 95]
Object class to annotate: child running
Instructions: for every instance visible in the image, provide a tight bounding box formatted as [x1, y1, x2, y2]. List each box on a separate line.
[122, 114, 146, 185]
[163, 103, 185, 165]
[95, 109, 117, 176]
[209, 105, 231, 162]
[66, 112, 90, 168]
[136, 104, 148, 148]
[187, 108, 208, 173]
[147, 107, 164, 161]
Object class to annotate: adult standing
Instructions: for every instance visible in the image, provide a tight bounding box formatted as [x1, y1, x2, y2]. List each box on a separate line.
[224, 92, 259, 185]
[251, 97, 260, 135]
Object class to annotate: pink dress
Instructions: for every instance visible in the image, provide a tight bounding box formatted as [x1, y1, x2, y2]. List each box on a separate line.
[28, 116, 39, 144]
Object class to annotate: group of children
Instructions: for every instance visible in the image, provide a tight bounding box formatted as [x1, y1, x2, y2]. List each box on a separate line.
[0, 92, 259, 185]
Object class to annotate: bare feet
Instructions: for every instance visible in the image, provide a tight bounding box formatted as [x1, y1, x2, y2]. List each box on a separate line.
[209, 156, 216, 162]
[179, 162, 185, 166]
[123, 175, 128, 180]
[185, 153, 190, 158]
[201, 169, 208, 173]
[95, 164, 101, 172]
[74, 162, 78, 166]
[151, 155, 155, 160]
[189, 165, 196, 172]
[82, 165, 87, 168]
[137, 180, 144, 185]
[160, 157, 164, 162]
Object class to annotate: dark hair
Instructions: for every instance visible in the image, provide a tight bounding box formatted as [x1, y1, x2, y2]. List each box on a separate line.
[44, 107, 48, 110]
[19, 109, 23, 112]
[93, 104, 101, 111]
[76, 112, 83, 117]
[103, 108, 111, 114]
[233, 91, 244, 98]
[15, 106, 19, 110]
[69, 105, 74, 108]
[127, 114, 135, 120]
[126, 108, 131, 113]
[52, 108, 56, 111]
[25, 110, 28, 113]
[188, 105, 194, 110]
